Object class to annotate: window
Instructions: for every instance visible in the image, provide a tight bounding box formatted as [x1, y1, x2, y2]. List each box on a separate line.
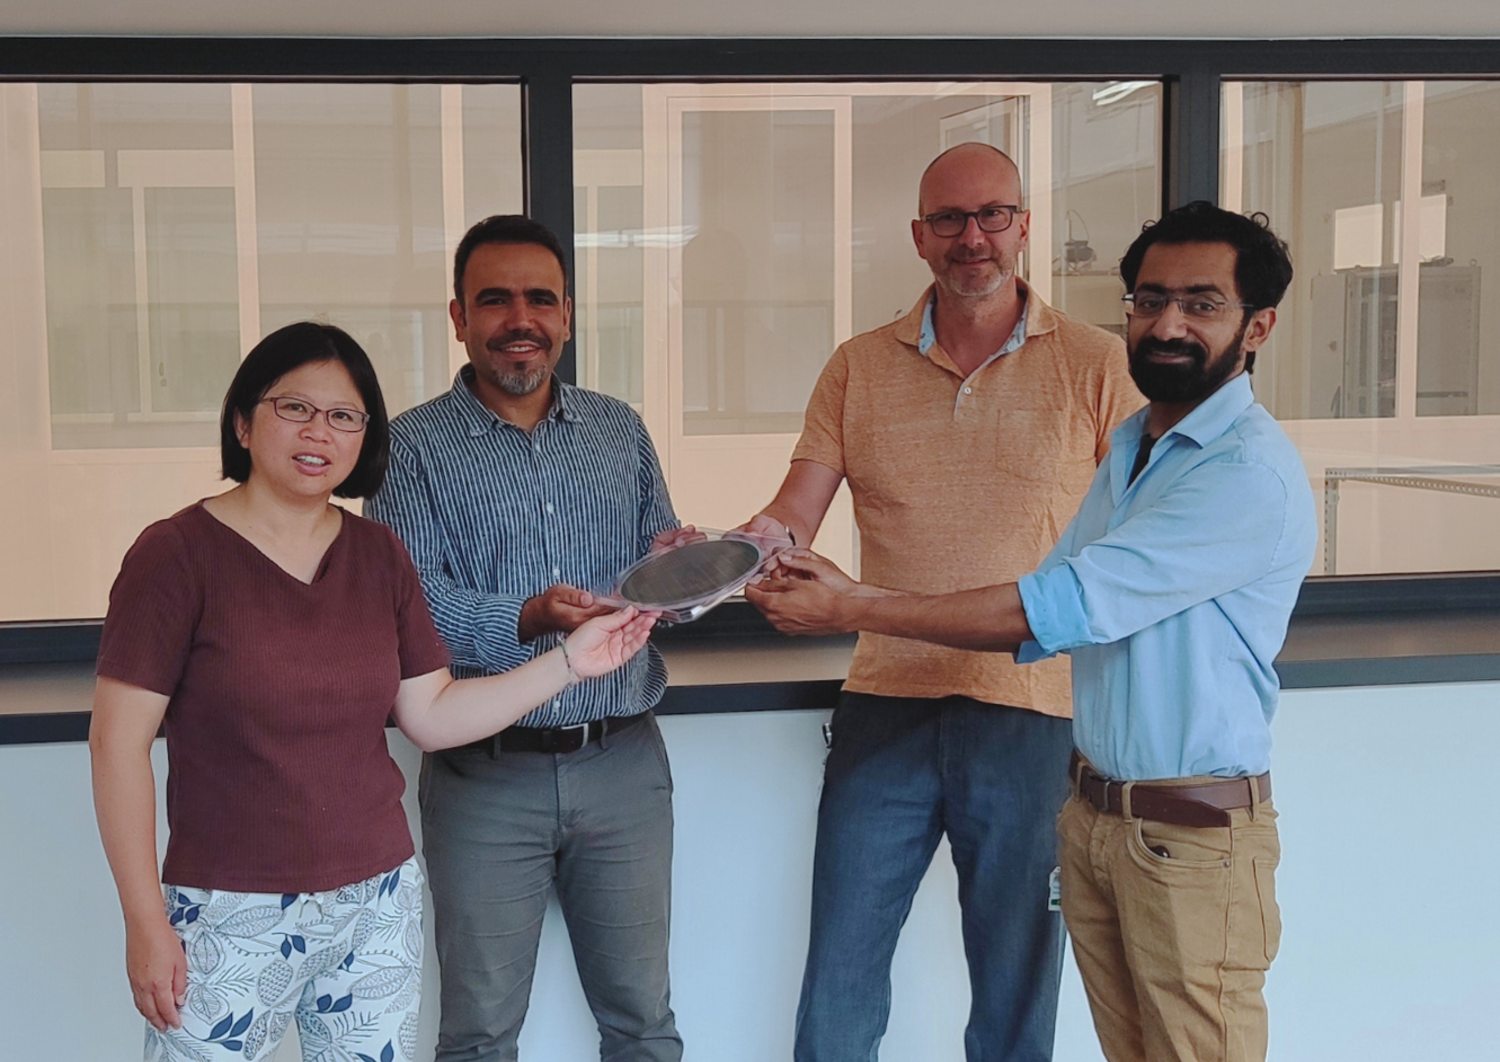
[574, 81, 1162, 573]
[1223, 81, 1500, 575]
[3, 41, 1498, 629]
[0, 82, 522, 621]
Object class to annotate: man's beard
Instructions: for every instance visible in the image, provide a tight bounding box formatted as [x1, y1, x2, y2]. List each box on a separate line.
[494, 362, 551, 396]
[935, 251, 1015, 298]
[1127, 326, 1246, 404]
[481, 330, 554, 396]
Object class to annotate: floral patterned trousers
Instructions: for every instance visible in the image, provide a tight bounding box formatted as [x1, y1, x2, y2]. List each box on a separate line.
[145, 856, 423, 1062]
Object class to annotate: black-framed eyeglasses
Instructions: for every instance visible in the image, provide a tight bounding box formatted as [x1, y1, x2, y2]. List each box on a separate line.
[919, 205, 1021, 237]
[1121, 293, 1255, 321]
[260, 396, 369, 433]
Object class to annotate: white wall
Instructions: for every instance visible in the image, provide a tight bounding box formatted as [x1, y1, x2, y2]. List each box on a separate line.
[3, 682, 1499, 1060]
[4, 0, 1500, 39]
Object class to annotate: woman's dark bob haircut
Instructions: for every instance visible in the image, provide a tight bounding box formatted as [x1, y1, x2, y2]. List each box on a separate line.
[219, 322, 390, 499]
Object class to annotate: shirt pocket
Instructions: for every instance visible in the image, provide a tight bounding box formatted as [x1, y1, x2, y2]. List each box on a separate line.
[996, 408, 1076, 489]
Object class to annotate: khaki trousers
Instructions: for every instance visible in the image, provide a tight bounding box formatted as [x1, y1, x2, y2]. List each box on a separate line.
[1057, 787, 1281, 1062]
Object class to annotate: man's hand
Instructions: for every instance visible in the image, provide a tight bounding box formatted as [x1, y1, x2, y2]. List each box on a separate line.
[650, 524, 708, 554]
[518, 584, 614, 642]
[733, 513, 795, 544]
[745, 550, 889, 636]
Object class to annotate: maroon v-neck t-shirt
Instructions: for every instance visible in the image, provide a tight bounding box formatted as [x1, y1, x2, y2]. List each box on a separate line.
[97, 502, 451, 893]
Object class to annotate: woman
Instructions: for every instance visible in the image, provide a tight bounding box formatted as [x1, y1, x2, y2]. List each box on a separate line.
[88, 322, 655, 1061]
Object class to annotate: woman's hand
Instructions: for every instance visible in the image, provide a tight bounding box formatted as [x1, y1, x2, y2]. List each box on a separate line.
[90, 678, 182, 1031]
[126, 911, 187, 1032]
[564, 607, 659, 680]
[398, 608, 656, 751]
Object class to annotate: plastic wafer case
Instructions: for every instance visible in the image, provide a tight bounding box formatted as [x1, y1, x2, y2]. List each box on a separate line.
[593, 527, 793, 623]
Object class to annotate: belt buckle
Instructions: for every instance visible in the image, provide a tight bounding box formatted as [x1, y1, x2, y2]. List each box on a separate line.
[559, 721, 592, 752]
[1097, 777, 1115, 814]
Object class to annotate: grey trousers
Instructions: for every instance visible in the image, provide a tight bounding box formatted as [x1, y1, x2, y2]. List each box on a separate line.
[419, 712, 682, 1062]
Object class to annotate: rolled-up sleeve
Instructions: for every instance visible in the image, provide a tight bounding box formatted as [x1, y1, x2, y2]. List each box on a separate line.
[1019, 457, 1293, 656]
[1016, 564, 1090, 662]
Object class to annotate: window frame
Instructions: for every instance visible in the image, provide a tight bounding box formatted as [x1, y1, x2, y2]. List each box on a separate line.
[3, 35, 1500, 647]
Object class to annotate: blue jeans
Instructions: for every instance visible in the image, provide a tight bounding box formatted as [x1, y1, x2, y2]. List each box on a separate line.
[795, 693, 1074, 1062]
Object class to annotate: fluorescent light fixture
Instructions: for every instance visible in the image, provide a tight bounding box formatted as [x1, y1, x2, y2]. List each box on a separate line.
[1091, 81, 1154, 107]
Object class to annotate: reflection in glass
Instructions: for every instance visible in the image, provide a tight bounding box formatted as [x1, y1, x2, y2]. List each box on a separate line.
[680, 109, 835, 436]
[1223, 80, 1500, 576]
[573, 81, 1162, 565]
[39, 83, 238, 448]
[5, 80, 522, 620]
[42, 187, 140, 437]
[1227, 81, 1404, 421]
[145, 188, 241, 415]
[253, 84, 451, 417]
[1419, 81, 1500, 417]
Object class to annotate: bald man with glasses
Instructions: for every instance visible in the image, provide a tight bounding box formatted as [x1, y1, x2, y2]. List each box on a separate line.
[742, 143, 1141, 1061]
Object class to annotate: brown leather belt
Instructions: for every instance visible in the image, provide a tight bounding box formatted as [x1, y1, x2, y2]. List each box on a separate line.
[1069, 750, 1271, 829]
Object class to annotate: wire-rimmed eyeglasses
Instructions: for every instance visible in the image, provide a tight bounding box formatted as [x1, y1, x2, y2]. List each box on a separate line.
[260, 396, 369, 433]
[919, 205, 1021, 237]
[1121, 293, 1254, 321]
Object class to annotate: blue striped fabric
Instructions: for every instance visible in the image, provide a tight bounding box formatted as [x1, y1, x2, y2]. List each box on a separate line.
[366, 368, 678, 728]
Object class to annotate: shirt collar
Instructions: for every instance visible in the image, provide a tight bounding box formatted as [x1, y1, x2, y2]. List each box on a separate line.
[918, 289, 1027, 359]
[446, 364, 578, 437]
[899, 276, 1056, 357]
[1109, 371, 1257, 454]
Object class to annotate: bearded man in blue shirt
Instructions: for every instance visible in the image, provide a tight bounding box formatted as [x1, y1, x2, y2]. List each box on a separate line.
[748, 201, 1317, 1062]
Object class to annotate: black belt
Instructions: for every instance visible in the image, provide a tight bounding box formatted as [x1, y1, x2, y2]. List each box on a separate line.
[1069, 750, 1271, 829]
[462, 712, 648, 756]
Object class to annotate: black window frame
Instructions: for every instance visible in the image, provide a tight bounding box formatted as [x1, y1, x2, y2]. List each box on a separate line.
[2, 35, 1499, 657]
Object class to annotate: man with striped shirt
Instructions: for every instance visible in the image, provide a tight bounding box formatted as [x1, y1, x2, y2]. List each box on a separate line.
[367, 215, 684, 1062]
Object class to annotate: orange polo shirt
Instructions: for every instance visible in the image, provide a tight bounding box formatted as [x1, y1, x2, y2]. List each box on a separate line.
[792, 282, 1142, 717]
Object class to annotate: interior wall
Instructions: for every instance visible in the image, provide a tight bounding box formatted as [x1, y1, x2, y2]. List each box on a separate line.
[5, 684, 1499, 1061]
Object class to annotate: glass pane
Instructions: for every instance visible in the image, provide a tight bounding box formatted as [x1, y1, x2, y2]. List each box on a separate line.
[680, 109, 835, 436]
[575, 81, 1163, 562]
[145, 187, 241, 415]
[253, 84, 451, 416]
[1419, 81, 1500, 417]
[1223, 80, 1500, 576]
[462, 84, 526, 229]
[574, 86, 646, 410]
[1227, 81, 1404, 420]
[39, 83, 236, 448]
[0, 80, 522, 621]
[41, 187, 139, 428]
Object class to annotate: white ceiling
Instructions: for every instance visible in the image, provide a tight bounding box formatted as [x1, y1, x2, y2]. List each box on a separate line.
[2, 0, 1500, 39]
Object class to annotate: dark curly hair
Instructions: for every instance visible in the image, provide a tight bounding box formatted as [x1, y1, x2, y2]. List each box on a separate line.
[1120, 201, 1294, 312]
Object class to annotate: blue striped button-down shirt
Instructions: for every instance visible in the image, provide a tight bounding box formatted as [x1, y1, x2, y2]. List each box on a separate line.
[366, 368, 678, 728]
[1016, 374, 1317, 781]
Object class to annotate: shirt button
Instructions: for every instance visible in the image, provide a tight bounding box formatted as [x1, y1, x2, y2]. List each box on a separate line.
[962, 386, 973, 395]
[552, 566, 561, 579]
[544, 502, 555, 515]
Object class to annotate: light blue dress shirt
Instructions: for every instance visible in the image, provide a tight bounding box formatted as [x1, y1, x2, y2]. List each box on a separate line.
[1016, 373, 1317, 781]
